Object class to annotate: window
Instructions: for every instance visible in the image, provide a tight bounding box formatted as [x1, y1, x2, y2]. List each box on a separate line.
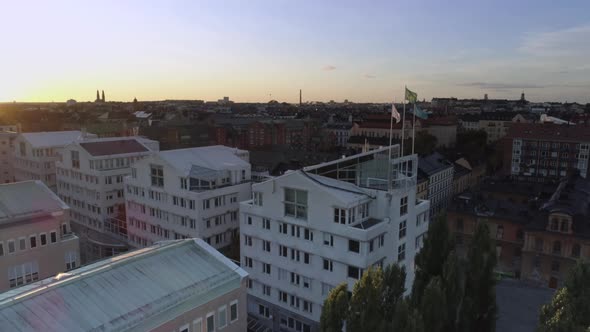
[193, 319, 202, 332]
[29, 235, 37, 249]
[304, 228, 313, 241]
[560, 222, 569, 233]
[290, 272, 300, 286]
[516, 229, 524, 241]
[552, 241, 561, 255]
[334, 208, 346, 224]
[348, 239, 360, 253]
[284, 188, 308, 219]
[71, 150, 80, 169]
[8, 240, 15, 253]
[400, 196, 408, 216]
[263, 240, 271, 252]
[150, 165, 164, 187]
[0, 242, 3, 256]
[247, 216, 252, 225]
[19, 237, 26, 251]
[244, 235, 252, 246]
[262, 218, 271, 230]
[206, 312, 215, 332]
[572, 244, 581, 258]
[399, 220, 407, 239]
[496, 225, 504, 239]
[535, 238, 544, 252]
[243, 256, 253, 268]
[348, 265, 362, 279]
[230, 300, 238, 322]
[179, 324, 189, 332]
[279, 222, 288, 234]
[551, 261, 560, 272]
[279, 245, 288, 257]
[218, 305, 227, 329]
[456, 218, 464, 231]
[323, 259, 333, 271]
[180, 178, 188, 190]
[304, 252, 310, 264]
[253, 192, 263, 206]
[40, 233, 47, 246]
[258, 304, 270, 318]
[550, 218, 559, 231]
[398, 243, 406, 261]
[263, 263, 271, 275]
[323, 232, 334, 247]
[65, 252, 77, 270]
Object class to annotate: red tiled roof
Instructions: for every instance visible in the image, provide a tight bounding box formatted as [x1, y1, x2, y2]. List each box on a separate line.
[80, 139, 148, 156]
[506, 123, 590, 141]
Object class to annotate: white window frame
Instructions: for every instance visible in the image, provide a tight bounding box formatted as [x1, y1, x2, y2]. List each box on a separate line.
[179, 324, 189, 332]
[193, 318, 203, 332]
[229, 300, 238, 323]
[218, 305, 227, 329]
[206, 312, 215, 332]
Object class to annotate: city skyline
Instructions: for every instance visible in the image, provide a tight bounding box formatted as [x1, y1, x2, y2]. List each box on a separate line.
[1, 0, 589, 103]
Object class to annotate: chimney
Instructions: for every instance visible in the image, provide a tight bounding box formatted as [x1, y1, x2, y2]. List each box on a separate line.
[299, 89, 302, 106]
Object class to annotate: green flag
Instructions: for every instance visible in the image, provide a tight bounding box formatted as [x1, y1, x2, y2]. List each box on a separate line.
[405, 87, 417, 103]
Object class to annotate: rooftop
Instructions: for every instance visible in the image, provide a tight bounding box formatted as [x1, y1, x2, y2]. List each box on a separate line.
[0, 239, 247, 332]
[79, 138, 149, 156]
[506, 123, 590, 142]
[159, 145, 250, 176]
[20, 131, 92, 148]
[418, 152, 453, 176]
[0, 181, 68, 224]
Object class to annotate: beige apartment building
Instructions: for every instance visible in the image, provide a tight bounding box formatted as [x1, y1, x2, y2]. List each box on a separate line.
[0, 239, 248, 332]
[0, 180, 80, 292]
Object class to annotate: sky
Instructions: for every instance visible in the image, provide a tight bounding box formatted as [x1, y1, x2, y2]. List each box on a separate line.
[1, 0, 589, 103]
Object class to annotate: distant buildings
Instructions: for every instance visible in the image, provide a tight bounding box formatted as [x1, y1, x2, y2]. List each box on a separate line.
[0, 239, 248, 332]
[0, 126, 18, 183]
[56, 136, 158, 263]
[125, 146, 251, 250]
[458, 112, 532, 143]
[448, 173, 590, 289]
[240, 147, 430, 331]
[12, 131, 97, 191]
[418, 152, 455, 216]
[503, 123, 590, 181]
[0, 180, 79, 292]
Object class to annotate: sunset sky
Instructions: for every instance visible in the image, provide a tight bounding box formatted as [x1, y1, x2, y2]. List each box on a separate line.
[1, 0, 589, 103]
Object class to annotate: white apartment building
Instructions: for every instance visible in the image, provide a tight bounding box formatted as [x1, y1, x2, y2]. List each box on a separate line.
[240, 146, 430, 332]
[0, 180, 79, 292]
[56, 136, 158, 263]
[0, 129, 17, 184]
[125, 146, 252, 251]
[12, 131, 97, 191]
[0, 239, 248, 332]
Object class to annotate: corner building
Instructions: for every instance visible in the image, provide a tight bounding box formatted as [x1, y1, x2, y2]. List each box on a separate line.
[240, 146, 430, 332]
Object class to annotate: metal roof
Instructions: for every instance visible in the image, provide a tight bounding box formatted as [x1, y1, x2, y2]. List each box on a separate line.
[79, 139, 149, 156]
[20, 131, 92, 148]
[159, 145, 250, 176]
[0, 239, 247, 332]
[0, 181, 68, 224]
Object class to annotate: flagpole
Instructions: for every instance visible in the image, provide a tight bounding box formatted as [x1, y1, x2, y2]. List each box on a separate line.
[401, 87, 406, 157]
[388, 99, 395, 191]
[412, 104, 416, 155]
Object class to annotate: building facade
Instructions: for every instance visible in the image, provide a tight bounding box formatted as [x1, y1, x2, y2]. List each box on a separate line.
[56, 136, 158, 263]
[504, 123, 590, 181]
[240, 147, 430, 332]
[0, 129, 17, 184]
[418, 152, 454, 216]
[0, 239, 248, 332]
[0, 180, 79, 292]
[12, 131, 97, 191]
[125, 146, 252, 251]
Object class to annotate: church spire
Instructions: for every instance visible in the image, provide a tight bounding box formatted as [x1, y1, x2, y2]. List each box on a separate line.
[96, 90, 100, 102]
[101, 90, 105, 102]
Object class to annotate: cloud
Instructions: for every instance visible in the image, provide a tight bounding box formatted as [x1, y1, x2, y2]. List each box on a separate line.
[519, 25, 590, 57]
[457, 82, 546, 90]
[363, 73, 376, 79]
[322, 65, 336, 71]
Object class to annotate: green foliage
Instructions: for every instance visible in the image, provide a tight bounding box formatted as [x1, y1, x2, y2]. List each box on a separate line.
[442, 251, 466, 332]
[381, 264, 406, 318]
[320, 283, 349, 332]
[420, 276, 447, 332]
[347, 267, 384, 332]
[404, 131, 438, 156]
[390, 299, 425, 332]
[456, 129, 487, 161]
[463, 223, 498, 332]
[412, 215, 453, 307]
[538, 261, 590, 332]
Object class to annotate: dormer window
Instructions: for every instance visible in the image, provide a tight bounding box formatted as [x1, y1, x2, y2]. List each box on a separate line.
[550, 218, 559, 231]
[560, 221, 569, 233]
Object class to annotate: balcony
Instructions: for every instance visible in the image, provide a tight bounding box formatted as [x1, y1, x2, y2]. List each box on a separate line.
[352, 218, 384, 230]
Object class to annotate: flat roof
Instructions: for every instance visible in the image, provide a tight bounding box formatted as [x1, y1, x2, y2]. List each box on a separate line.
[0, 181, 68, 223]
[0, 239, 247, 332]
[20, 131, 88, 148]
[79, 138, 149, 156]
[159, 145, 250, 175]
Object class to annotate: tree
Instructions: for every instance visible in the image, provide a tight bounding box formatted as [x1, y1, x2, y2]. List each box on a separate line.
[538, 260, 590, 332]
[463, 223, 497, 332]
[442, 251, 466, 332]
[404, 131, 438, 156]
[412, 215, 454, 307]
[420, 276, 448, 332]
[320, 283, 350, 332]
[347, 267, 384, 332]
[456, 130, 487, 162]
[381, 264, 406, 318]
[389, 299, 425, 332]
